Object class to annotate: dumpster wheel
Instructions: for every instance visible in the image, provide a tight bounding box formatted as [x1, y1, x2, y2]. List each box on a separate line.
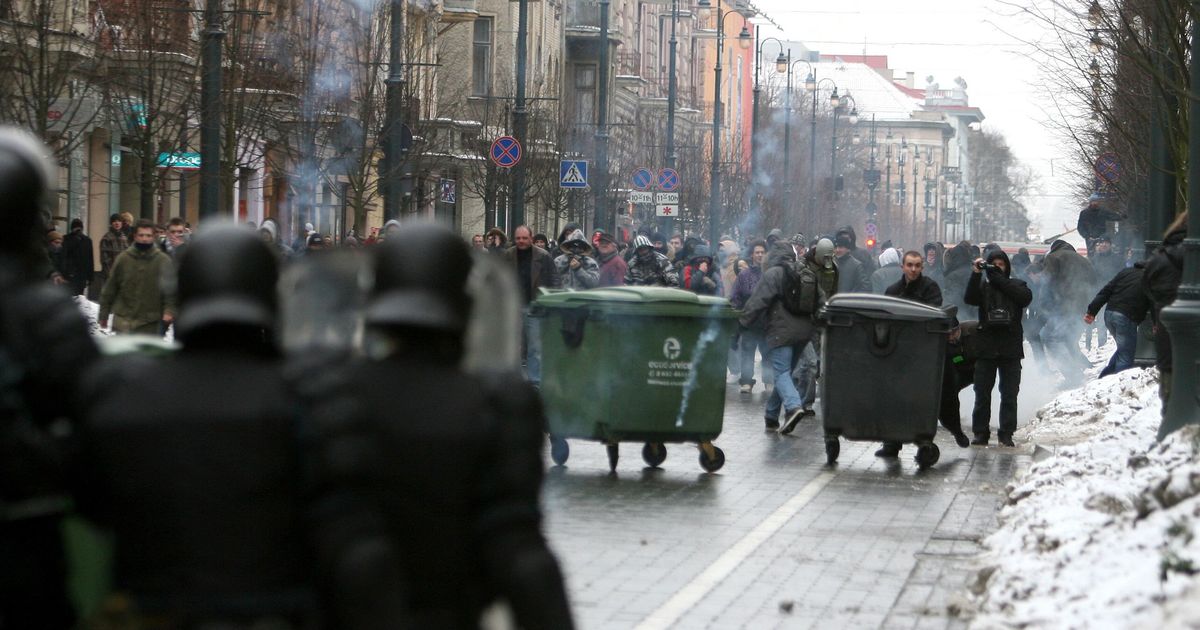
[642, 442, 667, 468]
[698, 442, 725, 473]
[549, 436, 569, 466]
[824, 438, 840, 465]
[915, 443, 940, 470]
[606, 443, 619, 472]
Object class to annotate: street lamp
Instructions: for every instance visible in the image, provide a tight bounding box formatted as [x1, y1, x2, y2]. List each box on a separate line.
[704, 0, 750, 247]
[750, 36, 787, 225]
[780, 57, 812, 227]
[830, 92, 856, 218]
[663, 0, 680, 233]
[803, 74, 838, 226]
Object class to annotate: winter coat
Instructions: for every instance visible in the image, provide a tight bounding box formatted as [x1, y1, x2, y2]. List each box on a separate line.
[963, 249, 1033, 360]
[553, 253, 600, 290]
[505, 245, 558, 304]
[624, 250, 679, 287]
[885, 274, 943, 308]
[803, 248, 839, 298]
[1144, 230, 1185, 319]
[870, 251, 903, 294]
[681, 247, 720, 296]
[835, 227, 877, 274]
[99, 227, 127, 276]
[730, 265, 763, 310]
[738, 243, 819, 349]
[62, 230, 93, 283]
[1088, 263, 1150, 323]
[1043, 239, 1096, 315]
[923, 242, 945, 285]
[941, 242, 976, 320]
[835, 253, 870, 293]
[98, 244, 177, 330]
[596, 250, 628, 288]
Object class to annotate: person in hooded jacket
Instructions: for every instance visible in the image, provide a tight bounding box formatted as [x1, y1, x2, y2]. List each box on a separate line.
[941, 241, 976, 320]
[1144, 213, 1187, 407]
[870, 248, 903, 294]
[964, 248, 1033, 446]
[834, 233, 870, 293]
[259, 217, 295, 259]
[740, 241, 824, 431]
[308, 223, 574, 629]
[835, 226, 877, 274]
[682, 245, 721, 295]
[1010, 247, 1032, 280]
[79, 224, 318, 629]
[1041, 239, 1097, 384]
[923, 242, 945, 285]
[625, 235, 678, 286]
[61, 218, 93, 295]
[794, 238, 839, 419]
[0, 128, 99, 630]
[554, 229, 600, 290]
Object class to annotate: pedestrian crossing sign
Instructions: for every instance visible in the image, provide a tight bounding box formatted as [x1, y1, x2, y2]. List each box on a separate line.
[560, 160, 589, 189]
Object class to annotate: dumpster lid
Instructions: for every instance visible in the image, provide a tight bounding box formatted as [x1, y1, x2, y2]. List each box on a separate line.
[823, 293, 951, 320]
[535, 286, 727, 307]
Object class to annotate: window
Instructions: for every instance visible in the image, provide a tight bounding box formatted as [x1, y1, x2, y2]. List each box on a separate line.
[574, 64, 597, 126]
[472, 17, 493, 96]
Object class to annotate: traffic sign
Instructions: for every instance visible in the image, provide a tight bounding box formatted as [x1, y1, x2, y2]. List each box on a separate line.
[865, 201, 878, 216]
[1094, 152, 1121, 184]
[656, 204, 677, 217]
[559, 160, 589, 188]
[490, 136, 522, 168]
[655, 192, 679, 204]
[864, 221, 878, 237]
[657, 168, 680, 192]
[631, 167, 655, 191]
[630, 191, 653, 204]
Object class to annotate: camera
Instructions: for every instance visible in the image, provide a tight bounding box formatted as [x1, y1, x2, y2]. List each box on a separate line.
[976, 261, 998, 272]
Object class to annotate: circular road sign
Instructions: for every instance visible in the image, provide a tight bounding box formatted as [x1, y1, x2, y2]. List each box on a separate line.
[632, 168, 654, 191]
[657, 168, 680, 192]
[1094, 152, 1121, 184]
[864, 221, 878, 237]
[490, 136, 523, 168]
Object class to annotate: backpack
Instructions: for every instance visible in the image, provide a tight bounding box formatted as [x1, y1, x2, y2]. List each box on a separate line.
[781, 262, 820, 316]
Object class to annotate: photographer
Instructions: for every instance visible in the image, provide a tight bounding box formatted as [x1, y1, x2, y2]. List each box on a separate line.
[553, 229, 600, 290]
[964, 249, 1033, 447]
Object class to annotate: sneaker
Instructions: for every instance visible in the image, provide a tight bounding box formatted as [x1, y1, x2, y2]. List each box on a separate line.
[739, 384, 752, 397]
[874, 443, 901, 458]
[765, 417, 780, 430]
[953, 431, 970, 448]
[998, 435, 1015, 447]
[779, 408, 805, 435]
[970, 434, 989, 446]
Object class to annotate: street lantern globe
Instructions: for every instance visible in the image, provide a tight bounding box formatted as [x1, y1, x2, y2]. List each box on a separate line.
[1088, 0, 1103, 27]
[775, 52, 788, 74]
[696, 0, 713, 15]
[1090, 31, 1103, 54]
[737, 25, 752, 49]
[848, 107, 859, 125]
[829, 87, 840, 109]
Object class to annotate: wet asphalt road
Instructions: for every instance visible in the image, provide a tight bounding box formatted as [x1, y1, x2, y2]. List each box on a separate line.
[540, 381, 1031, 630]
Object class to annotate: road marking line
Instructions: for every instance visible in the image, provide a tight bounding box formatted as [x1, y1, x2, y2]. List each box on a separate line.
[635, 470, 837, 630]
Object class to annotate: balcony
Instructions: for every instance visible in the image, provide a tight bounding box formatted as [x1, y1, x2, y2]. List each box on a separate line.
[440, 0, 478, 23]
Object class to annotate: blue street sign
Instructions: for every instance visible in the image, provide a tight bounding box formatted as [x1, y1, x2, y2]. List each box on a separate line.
[490, 136, 522, 168]
[631, 167, 654, 191]
[156, 152, 201, 170]
[1094, 152, 1121, 184]
[657, 168, 680, 192]
[560, 160, 589, 189]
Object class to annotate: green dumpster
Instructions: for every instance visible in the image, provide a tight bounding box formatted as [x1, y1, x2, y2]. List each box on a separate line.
[532, 286, 739, 472]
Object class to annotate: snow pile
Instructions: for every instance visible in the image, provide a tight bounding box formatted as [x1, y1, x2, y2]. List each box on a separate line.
[75, 295, 112, 338]
[973, 368, 1200, 628]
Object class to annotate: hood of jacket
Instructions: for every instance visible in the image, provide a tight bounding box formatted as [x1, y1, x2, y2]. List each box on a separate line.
[836, 226, 857, 249]
[560, 229, 592, 254]
[878, 248, 900, 268]
[1050, 239, 1074, 254]
[985, 248, 1013, 277]
[944, 242, 973, 273]
[923, 242, 944, 268]
[260, 220, 278, 243]
[689, 245, 713, 266]
[765, 242, 796, 269]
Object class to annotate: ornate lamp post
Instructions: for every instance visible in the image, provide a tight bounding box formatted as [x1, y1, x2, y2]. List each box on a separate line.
[750, 36, 786, 220]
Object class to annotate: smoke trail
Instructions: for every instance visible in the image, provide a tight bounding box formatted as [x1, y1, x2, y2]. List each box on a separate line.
[674, 316, 723, 428]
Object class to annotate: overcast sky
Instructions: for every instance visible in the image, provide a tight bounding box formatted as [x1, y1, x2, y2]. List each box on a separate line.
[751, 0, 1082, 239]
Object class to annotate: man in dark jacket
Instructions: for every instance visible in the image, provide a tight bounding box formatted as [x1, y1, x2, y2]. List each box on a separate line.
[835, 226, 877, 274]
[941, 241, 976, 320]
[1042, 239, 1096, 384]
[311, 224, 574, 628]
[99, 220, 177, 334]
[964, 249, 1034, 446]
[505, 225, 558, 386]
[1086, 262, 1150, 377]
[1144, 219, 1186, 406]
[97, 213, 128, 295]
[924, 242, 945, 285]
[740, 242, 823, 431]
[732, 240, 770, 396]
[0, 127, 99, 630]
[80, 225, 317, 628]
[62, 218, 93, 295]
[834, 232, 870, 293]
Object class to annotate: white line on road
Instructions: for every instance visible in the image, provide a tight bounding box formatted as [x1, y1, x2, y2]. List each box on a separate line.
[635, 470, 837, 630]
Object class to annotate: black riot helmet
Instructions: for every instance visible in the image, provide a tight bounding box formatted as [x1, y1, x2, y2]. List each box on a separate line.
[366, 222, 473, 332]
[176, 223, 280, 342]
[0, 127, 55, 269]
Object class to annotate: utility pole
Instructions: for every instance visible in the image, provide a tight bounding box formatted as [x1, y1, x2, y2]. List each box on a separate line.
[708, 1, 725, 248]
[749, 28, 761, 224]
[593, 0, 611, 233]
[383, 0, 406, 221]
[782, 50, 792, 225]
[510, 0, 530, 231]
[198, 0, 223, 219]
[664, 0, 679, 234]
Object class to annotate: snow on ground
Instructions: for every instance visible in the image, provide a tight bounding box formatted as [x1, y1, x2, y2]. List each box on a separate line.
[971, 367, 1200, 629]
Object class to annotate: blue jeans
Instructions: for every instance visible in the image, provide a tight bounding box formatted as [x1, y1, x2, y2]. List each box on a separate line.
[523, 311, 541, 386]
[764, 344, 804, 420]
[1100, 310, 1138, 377]
[738, 328, 773, 387]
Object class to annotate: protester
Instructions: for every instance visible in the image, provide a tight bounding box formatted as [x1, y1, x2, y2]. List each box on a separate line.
[594, 231, 627, 287]
[99, 219, 177, 335]
[1086, 261, 1150, 377]
[62, 218, 93, 296]
[625, 235, 678, 287]
[731, 240, 771, 397]
[554, 229, 600, 290]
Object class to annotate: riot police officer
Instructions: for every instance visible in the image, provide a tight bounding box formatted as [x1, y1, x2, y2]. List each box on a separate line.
[0, 128, 99, 630]
[308, 222, 574, 628]
[79, 224, 316, 627]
